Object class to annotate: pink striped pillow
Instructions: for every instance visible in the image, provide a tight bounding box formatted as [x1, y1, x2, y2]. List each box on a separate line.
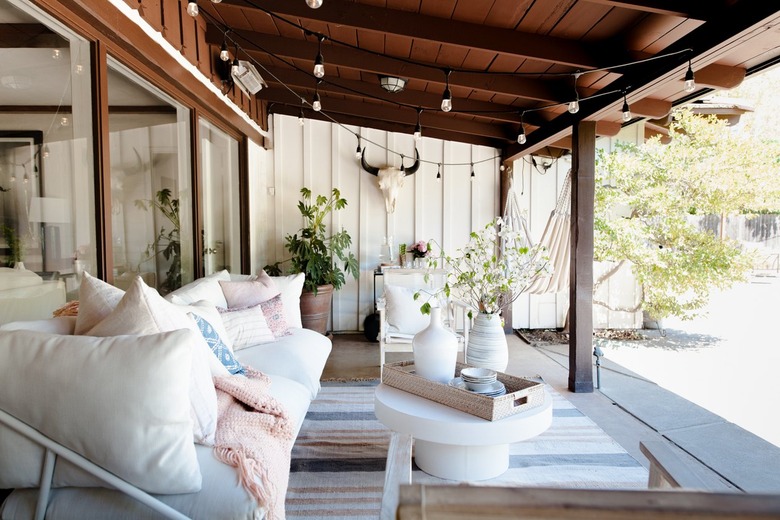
[218, 304, 275, 350]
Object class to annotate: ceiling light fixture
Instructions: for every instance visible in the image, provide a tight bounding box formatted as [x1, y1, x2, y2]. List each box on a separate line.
[568, 73, 580, 114]
[441, 69, 452, 112]
[517, 112, 527, 145]
[379, 75, 406, 93]
[621, 93, 631, 122]
[306, 0, 323, 8]
[413, 108, 422, 143]
[683, 60, 696, 92]
[313, 35, 325, 78]
[186, 0, 198, 17]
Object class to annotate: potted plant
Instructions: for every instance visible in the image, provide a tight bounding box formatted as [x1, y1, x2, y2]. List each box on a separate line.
[265, 187, 359, 334]
[419, 217, 550, 371]
[135, 188, 181, 294]
[1, 224, 23, 269]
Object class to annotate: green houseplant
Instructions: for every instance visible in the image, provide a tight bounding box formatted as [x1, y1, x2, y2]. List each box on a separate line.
[265, 187, 359, 333]
[135, 188, 181, 294]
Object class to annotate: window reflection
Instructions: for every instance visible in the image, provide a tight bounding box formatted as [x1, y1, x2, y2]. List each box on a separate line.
[107, 60, 193, 294]
[200, 118, 240, 274]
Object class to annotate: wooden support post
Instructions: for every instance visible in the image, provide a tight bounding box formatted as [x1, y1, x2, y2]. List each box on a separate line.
[499, 161, 513, 333]
[568, 120, 595, 393]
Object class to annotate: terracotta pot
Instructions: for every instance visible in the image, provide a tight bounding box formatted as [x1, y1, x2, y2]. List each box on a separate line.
[299, 284, 334, 335]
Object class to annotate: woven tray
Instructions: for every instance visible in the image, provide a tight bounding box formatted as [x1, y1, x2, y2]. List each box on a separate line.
[381, 361, 545, 421]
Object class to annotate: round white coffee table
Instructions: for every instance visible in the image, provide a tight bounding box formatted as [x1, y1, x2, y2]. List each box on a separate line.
[374, 383, 552, 481]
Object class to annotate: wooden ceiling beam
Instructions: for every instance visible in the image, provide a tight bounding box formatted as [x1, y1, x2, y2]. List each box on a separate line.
[255, 64, 552, 127]
[694, 63, 746, 89]
[629, 97, 672, 118]
[257, 89, 516, 142]
[206, 27, 568, 103]
[268, 104, 502, 149]
[0, 23, 62, 47]
[581, 0, 714, 19]
[217, 0, 609, 69]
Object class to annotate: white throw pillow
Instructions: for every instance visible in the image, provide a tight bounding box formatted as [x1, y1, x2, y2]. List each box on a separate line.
[164, 269, 231, 308]
[73, 272, 125, 335]
[269, 272, 305, 328]
[175, 300, 233, 378]
[87, 276, 219, 446]
[384, 284, 431, 336]
[218, 304, 276, 350]
[0, 329, 202, 493]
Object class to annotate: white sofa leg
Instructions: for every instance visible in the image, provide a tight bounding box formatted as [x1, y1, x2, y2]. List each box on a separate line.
[35, 449, 56, 520]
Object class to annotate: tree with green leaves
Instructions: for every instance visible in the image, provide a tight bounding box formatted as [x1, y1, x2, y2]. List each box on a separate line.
[594, 108, 780, 320]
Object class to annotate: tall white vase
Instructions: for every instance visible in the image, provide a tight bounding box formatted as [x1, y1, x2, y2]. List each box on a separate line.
[413, 307, 458, 383]
[466, 312, 508, 372]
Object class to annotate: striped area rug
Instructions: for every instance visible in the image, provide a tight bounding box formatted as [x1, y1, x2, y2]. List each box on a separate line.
[285, 381, 648, 519]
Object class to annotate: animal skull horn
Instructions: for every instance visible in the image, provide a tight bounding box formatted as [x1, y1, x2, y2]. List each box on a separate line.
[360, 148, 420, 213]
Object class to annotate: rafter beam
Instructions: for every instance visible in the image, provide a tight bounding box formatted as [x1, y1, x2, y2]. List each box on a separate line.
[268, 104, 502, 149]
[581, 0, 714, 19]
[630, 97, 672, 119]
[694, 63, 746, 89]
[217, 0, 608, 69]
[257, 89, 515, 142]
[253, 64, 552, 127]
[206, 27, 567, 103]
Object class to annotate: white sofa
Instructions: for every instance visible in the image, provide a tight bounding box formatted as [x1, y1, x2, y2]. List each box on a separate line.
[0, 267, 65, 326]
[0, 270, 331, 520]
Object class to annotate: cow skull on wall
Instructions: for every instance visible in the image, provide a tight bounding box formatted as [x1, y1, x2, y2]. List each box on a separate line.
[360, 148, 420, 214]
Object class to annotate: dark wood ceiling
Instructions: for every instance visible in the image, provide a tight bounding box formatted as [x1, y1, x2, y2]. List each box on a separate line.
[193, 2, 776, 158]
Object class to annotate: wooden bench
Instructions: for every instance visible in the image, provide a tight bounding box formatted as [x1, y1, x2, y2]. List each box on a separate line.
[639, 440, 737, 491]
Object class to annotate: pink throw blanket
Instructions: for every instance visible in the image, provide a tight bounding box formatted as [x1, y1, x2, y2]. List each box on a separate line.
[213, 367, 294, 520]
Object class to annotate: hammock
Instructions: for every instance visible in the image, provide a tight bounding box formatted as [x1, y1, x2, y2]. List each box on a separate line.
[522, 169, 572, 295]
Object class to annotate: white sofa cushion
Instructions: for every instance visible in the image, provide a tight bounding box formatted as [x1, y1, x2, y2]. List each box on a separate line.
[0, 316, 76, 335]
[73, 272, 124, 334]
[0, 329, 202, 493]
[86, 276, 219, 446]
[234, 327, 331, 399]
[0, 267, 42, 290]
[165, 269, 231, 308]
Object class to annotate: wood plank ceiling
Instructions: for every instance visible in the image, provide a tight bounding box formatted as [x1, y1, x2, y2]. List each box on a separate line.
[200, 0, 780, 159]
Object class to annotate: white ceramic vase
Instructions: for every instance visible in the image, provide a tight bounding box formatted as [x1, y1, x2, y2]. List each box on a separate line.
[412, 307, 458, 383]
[466, 312, 508, 372]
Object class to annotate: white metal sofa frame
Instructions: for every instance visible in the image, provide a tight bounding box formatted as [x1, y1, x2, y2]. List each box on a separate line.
[0, 408, 189, 520]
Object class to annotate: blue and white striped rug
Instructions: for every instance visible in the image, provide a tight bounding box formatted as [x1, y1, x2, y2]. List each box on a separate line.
[285, 381, 648, 519]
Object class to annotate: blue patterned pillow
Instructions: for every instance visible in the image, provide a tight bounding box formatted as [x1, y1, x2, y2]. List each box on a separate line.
[189, 313, 245, 375]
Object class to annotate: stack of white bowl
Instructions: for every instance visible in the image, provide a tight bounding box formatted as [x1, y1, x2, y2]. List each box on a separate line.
[459, 367, 506, 397]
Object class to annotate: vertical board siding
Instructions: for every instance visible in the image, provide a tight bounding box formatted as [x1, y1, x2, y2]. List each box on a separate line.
[265, 114, 502, 332]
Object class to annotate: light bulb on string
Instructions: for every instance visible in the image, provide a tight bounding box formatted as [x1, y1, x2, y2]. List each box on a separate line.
[441, 70, 452, 112]
[517, 112, 527, 145]
[211, 0, 222, 3]
[42, 145, 50, 159]
[312, 91, 321, 112]
[436, 164, 441, 182]
[231, 48, 240, 76]
[470, 163, 475, 181]
[298, 107, 305, 126]
[621, 94, 631, 122]
[306, 0, 323, 8]
[413, 108, 422, 143]
[186, 0, 198, 17]
[355, 137, 362, 159]
[568, 73, 580, 114]
[219, 40, 230, 62]
[683, 60, 695, 93]
[313, 35, 325, 78]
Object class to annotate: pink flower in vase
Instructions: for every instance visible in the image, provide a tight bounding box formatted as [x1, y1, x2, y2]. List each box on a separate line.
[409, 240, 430, 259]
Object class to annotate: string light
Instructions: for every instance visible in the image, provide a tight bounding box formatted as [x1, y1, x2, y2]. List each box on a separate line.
[51, 49, 61, 60]
[517, 112, 527, 145]
[441, 70, 452, 112]
[187, 0, 198, 17]
[568, 73, 580, 114]
[436, 163, 441, 182]
[60, 116, 69, 127]
[621, 93, 631, 122]
[298, 106, 305, 126]
[413, 108, 422, 143]
[684, 60, 696, 92]
[211, 0, 222, 3]
[219, 40, 230, 62]
[312, 78, 322, 112]
[306, 0, 323, 8]
[231, 45, 240, 76]
[42, 145, 50, 159]
[355, 136, 362, 159]
[470, 163, 475, 180]
[313, 35, 325, 78]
